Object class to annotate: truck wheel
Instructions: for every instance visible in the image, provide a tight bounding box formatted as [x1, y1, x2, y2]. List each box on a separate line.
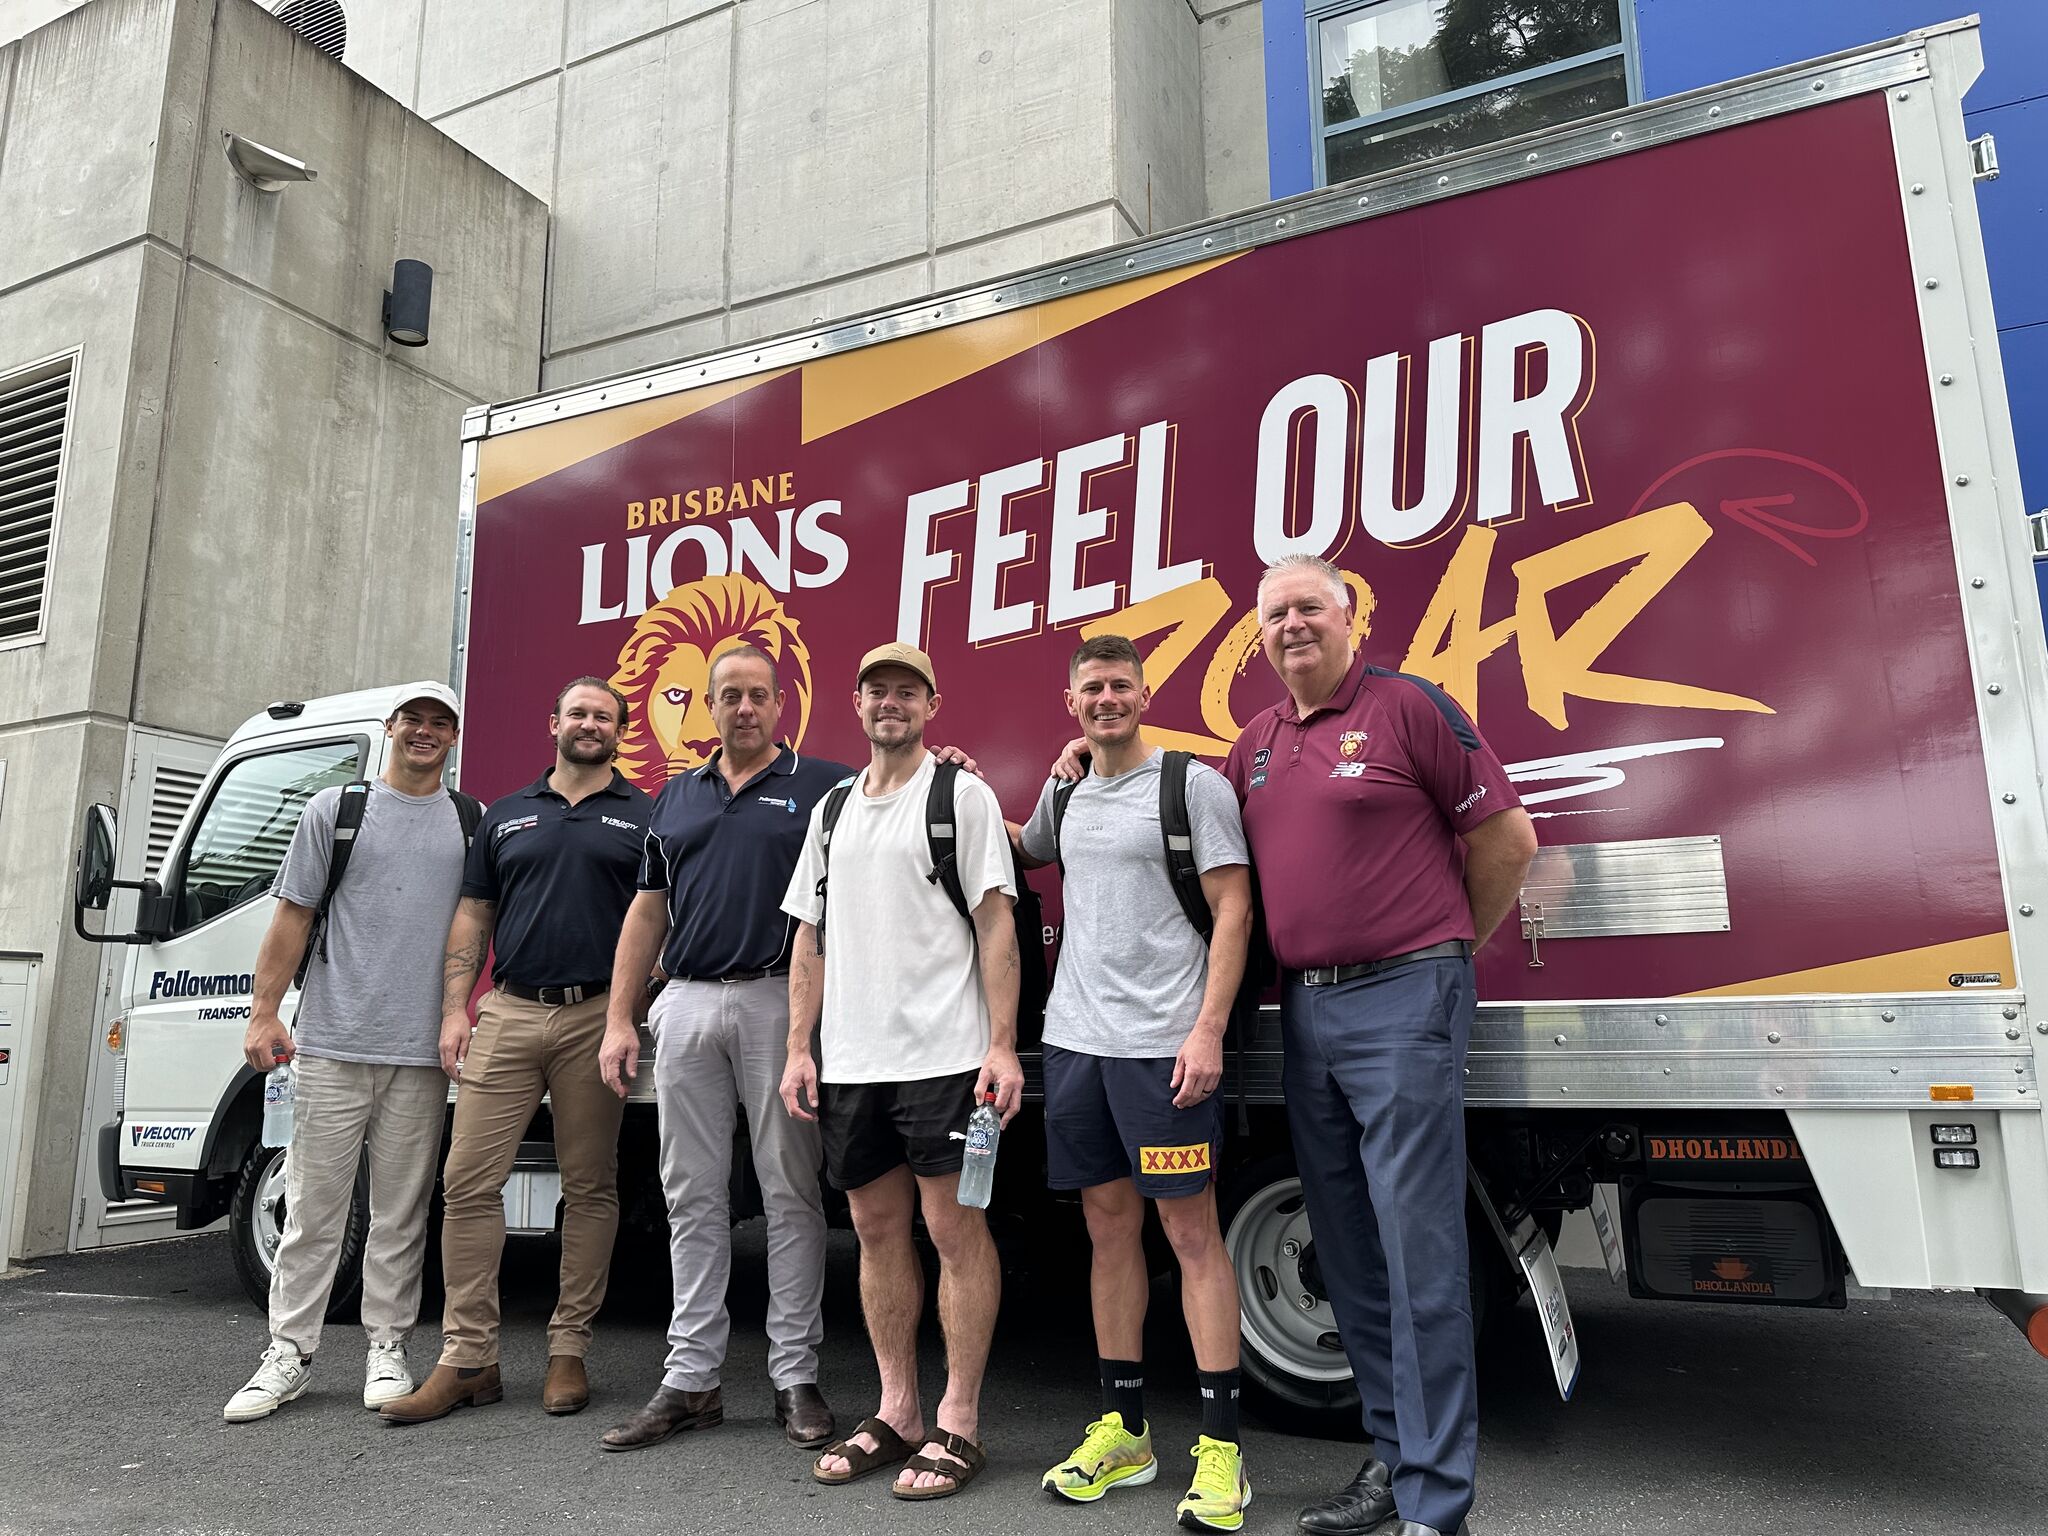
[1220, 1154, 1521, 1435]
[229, 1140, 369, 1318]
[1222, 1155, 1361, 1434]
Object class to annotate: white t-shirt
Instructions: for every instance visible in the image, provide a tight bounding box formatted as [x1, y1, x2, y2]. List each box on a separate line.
[782, 754, 1017, 1084]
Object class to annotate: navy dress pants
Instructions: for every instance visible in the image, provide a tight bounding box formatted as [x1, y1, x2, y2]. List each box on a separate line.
[1282, 957, 1477, 1534]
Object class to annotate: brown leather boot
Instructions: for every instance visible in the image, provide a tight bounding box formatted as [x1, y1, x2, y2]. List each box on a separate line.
[773, 1383, 835, 1448]
[379, 1363, 503, 1425]
[543, 1355, 589, 1416]
[600, 1385, 722, 1451]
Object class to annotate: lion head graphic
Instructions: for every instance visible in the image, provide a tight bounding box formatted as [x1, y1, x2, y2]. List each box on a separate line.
[608, 572, 814, 787]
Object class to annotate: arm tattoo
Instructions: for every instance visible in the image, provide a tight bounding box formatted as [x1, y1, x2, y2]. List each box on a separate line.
[441, 899, 495, 1013]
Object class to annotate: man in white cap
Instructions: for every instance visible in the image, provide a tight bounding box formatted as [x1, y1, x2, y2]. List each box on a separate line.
[224, 682, 480, 1422]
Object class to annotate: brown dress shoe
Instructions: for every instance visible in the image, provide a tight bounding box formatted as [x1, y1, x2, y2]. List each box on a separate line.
[543, 1355, 589, 1415]
[379, 1363, 503, 1425]
[599, 1385, 722, 1451]
[773, 1383, 835, 1449]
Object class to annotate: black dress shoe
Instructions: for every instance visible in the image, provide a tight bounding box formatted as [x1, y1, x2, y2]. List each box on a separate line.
[773, 1382, 836, 1448]
[599, 1385, 722, 1451]
[1386, 1524, 1468, 1536]
[1297, 1457, 1398, 1534]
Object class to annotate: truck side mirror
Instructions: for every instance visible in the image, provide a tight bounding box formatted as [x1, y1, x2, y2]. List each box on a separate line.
[72, 805, 169, 944]
[75, 804, 117, 911]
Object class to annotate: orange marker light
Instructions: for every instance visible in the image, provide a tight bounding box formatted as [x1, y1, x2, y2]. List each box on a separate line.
[105, 1017, 123, 1053]
[1929, 1085, 1976, 1102]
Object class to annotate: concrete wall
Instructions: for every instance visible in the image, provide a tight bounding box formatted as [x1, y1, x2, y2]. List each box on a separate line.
[0, 0, 94, 44]
[0, 0, 546, 1258]
[1196, 0, 1267, 216]
[334, 0, 1232, 391]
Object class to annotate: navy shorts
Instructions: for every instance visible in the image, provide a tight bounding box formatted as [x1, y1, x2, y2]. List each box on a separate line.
[1042, 1044, 1222, 1198]
[819, 1070, 979, 1192]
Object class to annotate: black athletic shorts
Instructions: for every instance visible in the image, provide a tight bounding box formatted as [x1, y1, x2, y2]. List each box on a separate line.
[1043, 1043, 1221, 1198]
[819, 1070, 980, 1191]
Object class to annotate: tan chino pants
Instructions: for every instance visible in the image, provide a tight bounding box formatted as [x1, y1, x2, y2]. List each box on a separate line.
[438, 988, 625, 1366]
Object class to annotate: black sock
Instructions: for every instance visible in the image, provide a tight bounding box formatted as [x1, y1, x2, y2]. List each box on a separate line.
[1197, 1368, 1241, 1442]
[1100, 1357, 1145, 1433]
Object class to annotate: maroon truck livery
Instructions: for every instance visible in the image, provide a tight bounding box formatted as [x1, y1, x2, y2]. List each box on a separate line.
[448, 19, 2048, 1420]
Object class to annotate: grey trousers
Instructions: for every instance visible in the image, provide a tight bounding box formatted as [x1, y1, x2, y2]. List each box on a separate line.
[268, 1055, 446, 1357]
[652, 976, 826, 1392]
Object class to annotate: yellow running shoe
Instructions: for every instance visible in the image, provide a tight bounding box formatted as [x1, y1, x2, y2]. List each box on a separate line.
[1041, 1413, 1157, 1502]
[1176, 1436, 1251, 1532]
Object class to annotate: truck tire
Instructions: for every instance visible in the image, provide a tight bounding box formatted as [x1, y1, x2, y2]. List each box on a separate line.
[1220, 1154, 1522, 1436]
[229, 1140, 369, 1318]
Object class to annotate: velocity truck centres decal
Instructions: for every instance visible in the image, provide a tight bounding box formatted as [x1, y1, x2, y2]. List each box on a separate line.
[464, 94, 2010, 1005]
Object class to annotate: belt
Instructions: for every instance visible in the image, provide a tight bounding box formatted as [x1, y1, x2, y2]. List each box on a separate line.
[499, 979, 610, 1006]
[673, 966, 790, 984]
[1289, 940, 1472, 988]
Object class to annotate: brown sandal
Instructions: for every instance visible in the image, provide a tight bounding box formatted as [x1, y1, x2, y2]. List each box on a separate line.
[812, 1417, 914, 1486]
[890, 1429, 986, 1501]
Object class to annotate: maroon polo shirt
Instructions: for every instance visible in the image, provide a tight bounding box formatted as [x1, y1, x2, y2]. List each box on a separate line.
[1222, 655, 1521, 970]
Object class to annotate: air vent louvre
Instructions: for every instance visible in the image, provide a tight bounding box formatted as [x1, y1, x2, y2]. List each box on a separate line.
[0, 357, 71, 645]
[272, 0, 346, 62]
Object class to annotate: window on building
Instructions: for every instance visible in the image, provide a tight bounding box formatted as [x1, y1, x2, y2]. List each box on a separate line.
[1312, 0, 1635, 185]
[171, 739, 362, 933]
[0, 354, 74, 648]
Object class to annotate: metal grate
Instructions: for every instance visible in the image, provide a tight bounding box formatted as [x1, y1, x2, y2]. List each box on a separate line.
[272, 0, 346, 62]
[146, 764, 207, 880]
[0, 357, 71, 645]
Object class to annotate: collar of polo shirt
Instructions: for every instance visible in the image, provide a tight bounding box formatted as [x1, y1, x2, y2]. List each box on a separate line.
[693, 742, 800, 779]
[522, 767, 636, 799]
[1278, 650, 1372, 724]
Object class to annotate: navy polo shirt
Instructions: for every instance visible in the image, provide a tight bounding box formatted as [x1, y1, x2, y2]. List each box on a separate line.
[639, 744, 854, 979]
[463, 768, 653, 989]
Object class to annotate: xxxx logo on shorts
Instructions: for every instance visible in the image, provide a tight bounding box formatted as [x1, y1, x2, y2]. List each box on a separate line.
[1139, 1143, 1213, 1174]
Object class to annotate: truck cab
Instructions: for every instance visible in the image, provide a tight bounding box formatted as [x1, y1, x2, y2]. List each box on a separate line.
[76, 692, 389, 1300]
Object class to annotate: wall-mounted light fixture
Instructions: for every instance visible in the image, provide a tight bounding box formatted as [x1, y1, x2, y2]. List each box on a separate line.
[223, 132, 317, 191]
[383, 259, 433, 348]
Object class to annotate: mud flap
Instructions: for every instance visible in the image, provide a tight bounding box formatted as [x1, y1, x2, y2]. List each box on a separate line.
[1468, 1163, 1581, 1402]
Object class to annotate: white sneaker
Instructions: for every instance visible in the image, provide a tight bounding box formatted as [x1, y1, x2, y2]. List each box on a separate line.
[363, 1341, 413, 1409]
[224, 1342, 310, 1423]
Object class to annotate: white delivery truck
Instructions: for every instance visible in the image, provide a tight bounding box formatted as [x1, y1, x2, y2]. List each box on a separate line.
[76, 17, 2048, 1426]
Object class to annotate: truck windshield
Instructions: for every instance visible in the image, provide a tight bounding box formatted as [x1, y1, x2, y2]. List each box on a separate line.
[172, 739, 361, 933]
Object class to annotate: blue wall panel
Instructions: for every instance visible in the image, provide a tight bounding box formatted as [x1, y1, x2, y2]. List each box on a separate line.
[1968, 96, 2048, 330]
[1633, 0, 2048, 108]
[1264, 0, 1314, 198]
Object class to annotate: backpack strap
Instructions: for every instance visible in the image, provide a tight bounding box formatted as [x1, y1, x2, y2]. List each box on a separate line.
[926, 760, 972, 922]
[1159, 750, 1214, 940]
[812, 778, 856, 955]
[449, 788, 485, 848]
[294, 779, 370, 988]
[1048, 753, 1089, 876]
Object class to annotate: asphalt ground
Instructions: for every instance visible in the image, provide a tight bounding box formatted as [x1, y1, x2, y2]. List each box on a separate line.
[1, 1225, 2044, 1536]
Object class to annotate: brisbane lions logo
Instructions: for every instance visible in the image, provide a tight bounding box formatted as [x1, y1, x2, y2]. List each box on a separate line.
[607, 573, 814, 787]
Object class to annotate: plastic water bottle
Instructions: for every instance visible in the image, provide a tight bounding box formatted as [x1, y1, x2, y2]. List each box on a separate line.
[956, 1093, 1000, 1208]
[262, 1048, 295, 1148]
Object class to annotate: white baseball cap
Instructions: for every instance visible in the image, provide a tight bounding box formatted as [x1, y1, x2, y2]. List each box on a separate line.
[389, 681, 461, 721]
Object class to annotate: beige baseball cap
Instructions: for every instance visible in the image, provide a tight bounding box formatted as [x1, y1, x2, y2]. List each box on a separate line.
[856, 642, 937, 693]
[389, 680, 461, 721]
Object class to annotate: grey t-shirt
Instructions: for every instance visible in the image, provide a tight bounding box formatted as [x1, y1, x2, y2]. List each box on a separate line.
[1021, 752, 1249, 1059]
[273, 779, 466, 1067]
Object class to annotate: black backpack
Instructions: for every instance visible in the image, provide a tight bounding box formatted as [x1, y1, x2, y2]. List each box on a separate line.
[814, 761, 1050, 1047]
[294, 780, 485, 987]
[1050, 750, 1276, 1051]
[1050, 749, 1211, 937]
